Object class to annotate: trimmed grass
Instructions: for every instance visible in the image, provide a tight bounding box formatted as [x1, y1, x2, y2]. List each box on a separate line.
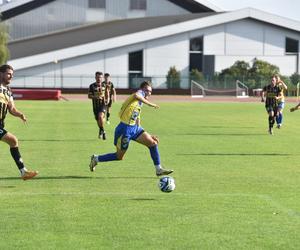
[0, 100, 300, 249]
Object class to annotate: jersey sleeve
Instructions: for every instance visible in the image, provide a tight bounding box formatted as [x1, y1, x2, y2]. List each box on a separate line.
[136, 90, 145, 98]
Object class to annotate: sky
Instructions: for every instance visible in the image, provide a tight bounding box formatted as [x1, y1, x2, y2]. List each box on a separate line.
[205, 0, 300, 22]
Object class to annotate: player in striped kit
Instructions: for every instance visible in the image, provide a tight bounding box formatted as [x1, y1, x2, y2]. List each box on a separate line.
[0, 64, 38, 180]
[88, 71, 109, 140]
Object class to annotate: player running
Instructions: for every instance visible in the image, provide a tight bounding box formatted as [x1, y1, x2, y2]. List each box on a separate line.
[261, 75, 283, 135]
[88, 71, 109, 140]
[275, 75, 287, 128]
[103, 73, 116, 125]
[89, 81, 173, 176]
[0, 64, 38, 180]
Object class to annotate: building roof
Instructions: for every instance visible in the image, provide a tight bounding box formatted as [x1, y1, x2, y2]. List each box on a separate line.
[0, 0, 219, 21]
[8, 8, 300, 70]
[0, 0, 55, 20]
[8, 12, 220, 60]
[167, 0, 221, 12]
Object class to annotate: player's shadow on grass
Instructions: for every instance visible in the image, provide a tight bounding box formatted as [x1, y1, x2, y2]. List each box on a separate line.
[178, 133, 267, 136]
[0, 176, 154, 181]
[178, 153, 291, 156]
[129, 198, 157, 201]
[19, 139, 96, 142]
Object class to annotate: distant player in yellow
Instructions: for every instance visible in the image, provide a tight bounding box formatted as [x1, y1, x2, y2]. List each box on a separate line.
[274, 75, 287, 128]
[89, 81, 173, 176]
[0, 64, 38, 180]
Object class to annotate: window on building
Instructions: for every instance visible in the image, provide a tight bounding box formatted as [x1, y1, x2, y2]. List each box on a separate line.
[130, 0, 147, 10]
[189, 36, 203, 72]
[129, 50, 143, 71]
[190, 37, 203, 52]
[286, 37, 299, 53]
[88, 0, 106, 9]
[129, 50, 143, 88]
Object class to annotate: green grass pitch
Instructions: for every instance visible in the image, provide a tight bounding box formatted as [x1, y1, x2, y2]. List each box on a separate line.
[0, 99, 300, 249]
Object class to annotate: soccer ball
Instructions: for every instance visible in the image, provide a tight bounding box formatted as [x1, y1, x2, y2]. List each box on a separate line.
[158, 176, 175, 193]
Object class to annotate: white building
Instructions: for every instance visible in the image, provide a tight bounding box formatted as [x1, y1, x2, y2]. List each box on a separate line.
[2, 1, 300, 89]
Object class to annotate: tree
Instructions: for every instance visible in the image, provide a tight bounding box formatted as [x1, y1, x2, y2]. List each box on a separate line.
[219, 60, 250, 78]
[290, 72, 300, 86]
[0, 23, 9, 64]
[190, 69, 205, 83]
[166, 66, 181, 88]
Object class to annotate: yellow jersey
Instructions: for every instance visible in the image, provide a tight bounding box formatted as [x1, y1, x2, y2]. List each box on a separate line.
[119, 90, 145, 125]
[277, 83, 285, 103]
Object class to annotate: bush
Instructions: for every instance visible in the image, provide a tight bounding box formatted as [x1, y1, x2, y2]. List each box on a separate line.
[166, 66, 181, 88]
[190, 69, 205, 83]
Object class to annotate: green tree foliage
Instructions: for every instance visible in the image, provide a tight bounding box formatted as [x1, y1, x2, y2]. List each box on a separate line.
[0, 23, 9, 64]
[166, 66, 181, 88]
[290, 72, 300, 86]
[219, 60, 250, 79]
[190, 69, 205, 83]
[217, 59, 281, 88]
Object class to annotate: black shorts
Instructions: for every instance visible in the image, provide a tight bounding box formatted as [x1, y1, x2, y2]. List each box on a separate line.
[93, 105, 107, 119]
[265, 105, 278, 114]
[0, 127, 8, 140]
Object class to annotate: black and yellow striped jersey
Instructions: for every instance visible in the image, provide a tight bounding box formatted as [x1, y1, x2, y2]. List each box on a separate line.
[103, 81, 115, 98]
[88, 82, 107, 113]
[263, 84, 281, 107]
[0, 84, 13, 128]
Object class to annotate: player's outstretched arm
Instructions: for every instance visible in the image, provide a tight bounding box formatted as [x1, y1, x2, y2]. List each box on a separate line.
[134, 93, 159, 109]
[8, 101, 27, 122]
[261, 91, 265, 102]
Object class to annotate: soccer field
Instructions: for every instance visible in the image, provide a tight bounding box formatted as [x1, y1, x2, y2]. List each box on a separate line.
[0, 99, 300, 249]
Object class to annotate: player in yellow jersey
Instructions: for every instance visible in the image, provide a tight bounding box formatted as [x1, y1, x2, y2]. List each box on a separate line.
[89, 81, 173, 176]
[0, 64, 38, 180]
[274, 75, 287, 128]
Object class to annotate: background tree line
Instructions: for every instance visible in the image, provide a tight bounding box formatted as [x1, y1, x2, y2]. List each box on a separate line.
[167, 59, 300, 91]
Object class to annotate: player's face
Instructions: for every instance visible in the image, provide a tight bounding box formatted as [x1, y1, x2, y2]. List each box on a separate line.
[95, 74, 103, 84]
[1, 69, 14, 85]
[143, 86, 152, 99]
[271, 77, 276, 86]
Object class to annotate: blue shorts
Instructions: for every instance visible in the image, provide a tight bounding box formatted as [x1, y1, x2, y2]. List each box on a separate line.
[114, 122, 144, 151]
[277, 102, 285, 110]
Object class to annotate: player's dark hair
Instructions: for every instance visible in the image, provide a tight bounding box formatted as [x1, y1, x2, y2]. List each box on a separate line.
[95, 71, 103, 76]
[140, 80, 152, 89]
[104, 73, 110, 77]
[0, 64, 13, 73]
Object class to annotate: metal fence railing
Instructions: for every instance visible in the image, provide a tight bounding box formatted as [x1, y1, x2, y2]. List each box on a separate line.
[10, 74, 300, 96]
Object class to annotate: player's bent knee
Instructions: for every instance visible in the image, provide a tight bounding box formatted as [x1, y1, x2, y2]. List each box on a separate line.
[150, 140, 158, 147]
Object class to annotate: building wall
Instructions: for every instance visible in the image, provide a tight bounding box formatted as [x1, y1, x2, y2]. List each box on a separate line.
[203, 19, 300, 75]
[11, 18, 300, 89]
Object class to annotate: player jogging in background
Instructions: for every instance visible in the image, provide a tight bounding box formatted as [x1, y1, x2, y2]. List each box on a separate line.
[89, 80, 173, 177]
[88, 71, 108, 140]
[261, 75, 282, 135]
[275, 75, 287, 128]
[103, 73, 116, 125]
[0, 64, 38, 180]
